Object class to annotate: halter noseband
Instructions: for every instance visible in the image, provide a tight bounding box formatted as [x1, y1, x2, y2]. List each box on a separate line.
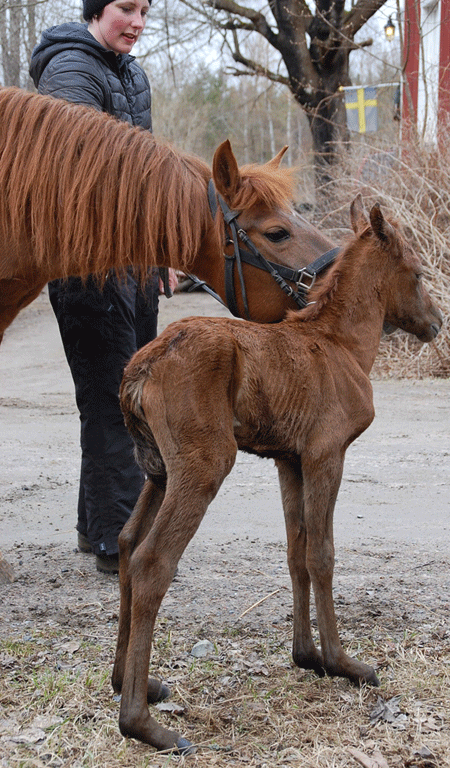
[189, 179, 340, 320]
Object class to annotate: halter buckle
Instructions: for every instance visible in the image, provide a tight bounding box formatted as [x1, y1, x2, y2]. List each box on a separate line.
[296, 268, 317, 292]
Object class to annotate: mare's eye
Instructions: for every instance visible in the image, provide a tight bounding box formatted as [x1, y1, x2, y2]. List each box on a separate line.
[264, 228, 290, 243]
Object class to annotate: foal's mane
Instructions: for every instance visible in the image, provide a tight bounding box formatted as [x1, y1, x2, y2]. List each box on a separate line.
[0, 88, 295, 281]
[292, 217, 397, 324]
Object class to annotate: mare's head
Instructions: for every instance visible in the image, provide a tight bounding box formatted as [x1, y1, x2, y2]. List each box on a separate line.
[207, 140, 335, 321]
[350, 194, 442, 343]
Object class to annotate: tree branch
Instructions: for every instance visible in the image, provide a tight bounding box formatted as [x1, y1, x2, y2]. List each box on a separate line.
[230, 50, 290, 85]
[205, 0, 279, 46]
[343, 0, 387, 37]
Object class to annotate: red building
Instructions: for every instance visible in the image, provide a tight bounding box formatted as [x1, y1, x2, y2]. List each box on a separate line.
[403, 0, 450, 142]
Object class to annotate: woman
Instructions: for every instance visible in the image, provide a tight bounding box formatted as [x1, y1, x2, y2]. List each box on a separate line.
[29, 0, 174, 574]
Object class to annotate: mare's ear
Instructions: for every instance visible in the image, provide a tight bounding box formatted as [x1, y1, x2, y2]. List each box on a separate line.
[212, 140, 241, 204]
[369, 202, 393, 243]
[267, 146, 288, 168]
[350, 193, 369, 234]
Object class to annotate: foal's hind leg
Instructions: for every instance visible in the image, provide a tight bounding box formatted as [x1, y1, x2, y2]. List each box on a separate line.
[276, 458, 325, 677]
[112, 479, 169, 704]
[118, 448, 236, 752]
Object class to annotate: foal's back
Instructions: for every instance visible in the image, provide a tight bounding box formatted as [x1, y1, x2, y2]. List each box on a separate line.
[121, 313, 374, 466]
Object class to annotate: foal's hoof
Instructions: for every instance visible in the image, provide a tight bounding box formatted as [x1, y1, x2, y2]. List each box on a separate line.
[335, 659, 380, 688]
[345, 658, 380, 688]
[175, 736, 195, 755]
[292, 649, 325, 678]
[155, 682, 171, 702]
[362, 668, 380, 688]
[147, 677, 170, 704]
[147, 678, 171, 704]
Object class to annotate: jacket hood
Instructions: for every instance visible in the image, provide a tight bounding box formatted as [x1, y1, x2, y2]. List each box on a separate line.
[29, 22, 134, 87]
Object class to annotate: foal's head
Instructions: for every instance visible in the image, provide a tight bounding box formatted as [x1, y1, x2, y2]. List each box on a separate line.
[350, 194, 442, 343]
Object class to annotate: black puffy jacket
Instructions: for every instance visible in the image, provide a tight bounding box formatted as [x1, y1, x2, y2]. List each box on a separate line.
[29, 22, 151, 129]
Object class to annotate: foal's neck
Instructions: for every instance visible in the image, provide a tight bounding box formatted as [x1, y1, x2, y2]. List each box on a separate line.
[304, 242, 390, 374]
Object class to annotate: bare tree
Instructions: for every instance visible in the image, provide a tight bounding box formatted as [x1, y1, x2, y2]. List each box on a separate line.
[1, 0, 22, 86]
[181, 0, 388, 181]
[0, 0, 81, 88]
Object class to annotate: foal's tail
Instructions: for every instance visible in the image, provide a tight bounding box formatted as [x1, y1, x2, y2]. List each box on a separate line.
[120, 369, 167, 487]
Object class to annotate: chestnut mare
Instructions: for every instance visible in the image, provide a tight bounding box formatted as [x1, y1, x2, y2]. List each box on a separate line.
[114, 195, 441, 753]
[0, 87, 336, 344]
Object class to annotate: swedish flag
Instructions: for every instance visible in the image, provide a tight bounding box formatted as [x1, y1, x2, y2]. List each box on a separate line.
[345, 86, 378, 133]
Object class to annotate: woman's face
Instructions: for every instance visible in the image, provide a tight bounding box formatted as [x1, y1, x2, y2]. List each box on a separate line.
[89, 1, 150, 55]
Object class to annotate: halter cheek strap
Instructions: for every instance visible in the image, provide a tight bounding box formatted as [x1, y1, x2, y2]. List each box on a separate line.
[188, 179, 340, 320]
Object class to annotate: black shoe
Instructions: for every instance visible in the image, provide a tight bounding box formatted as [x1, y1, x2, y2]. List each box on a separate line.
[77, 532, 92, 553]
[96, 553, 119, 574]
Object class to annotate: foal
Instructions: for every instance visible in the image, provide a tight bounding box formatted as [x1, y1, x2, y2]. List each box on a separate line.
[113, 194, 441, 752]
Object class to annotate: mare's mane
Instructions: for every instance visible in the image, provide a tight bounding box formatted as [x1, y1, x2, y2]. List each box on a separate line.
[231, 162, 295, 211]
[0, 87, 296, 280]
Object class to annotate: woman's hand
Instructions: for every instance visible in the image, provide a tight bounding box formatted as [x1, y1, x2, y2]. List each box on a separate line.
[159, 268, 178, 295]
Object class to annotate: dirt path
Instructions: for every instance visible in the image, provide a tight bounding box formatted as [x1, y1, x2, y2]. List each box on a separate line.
[1, 288, 449, 555]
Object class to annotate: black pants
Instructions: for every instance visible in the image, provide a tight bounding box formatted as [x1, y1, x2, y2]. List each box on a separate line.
[49, 271, 159, 556]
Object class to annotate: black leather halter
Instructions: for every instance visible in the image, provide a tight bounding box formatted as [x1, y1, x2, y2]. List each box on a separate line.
[188, 180, 339, 320]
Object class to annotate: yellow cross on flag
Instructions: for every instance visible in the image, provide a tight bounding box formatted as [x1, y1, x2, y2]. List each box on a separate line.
[344, 86, 378, 133]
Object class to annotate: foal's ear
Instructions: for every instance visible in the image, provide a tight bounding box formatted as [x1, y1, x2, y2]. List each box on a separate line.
[350, 193, 369, 234]
[212, 139, 241, 204]
[369, 202, 393, 243]
[267, 146, 288, 168]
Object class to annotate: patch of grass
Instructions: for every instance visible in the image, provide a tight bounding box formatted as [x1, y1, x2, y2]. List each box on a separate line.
[1, 621, 449, 767]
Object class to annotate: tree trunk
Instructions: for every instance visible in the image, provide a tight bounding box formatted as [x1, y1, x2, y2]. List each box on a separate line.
[305, 85, 350, 188]
[25, 0, 37, 90]
[1, 0, 22, 87]
[285, 24, 352, 186]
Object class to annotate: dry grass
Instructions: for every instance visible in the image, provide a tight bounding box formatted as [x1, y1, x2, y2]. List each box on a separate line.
[1, 612, 449, 767]
[1, 529, 449, 768]
[309, 131, 450, 379]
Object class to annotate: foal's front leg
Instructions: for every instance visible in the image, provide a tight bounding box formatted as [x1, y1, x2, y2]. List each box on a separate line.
[301, 452, 379, 686]
[276, 458, 325, 677]
[112, 479, 170, 705]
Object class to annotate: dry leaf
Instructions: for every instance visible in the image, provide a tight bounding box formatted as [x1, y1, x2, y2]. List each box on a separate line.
[348, 747, 389, 768]
[58, 640, 81, 654]
[370, 696, 407, 728]
[9, 727, 46, 744]
[0, 552, 15, 584]
[156, 701, 185, 715]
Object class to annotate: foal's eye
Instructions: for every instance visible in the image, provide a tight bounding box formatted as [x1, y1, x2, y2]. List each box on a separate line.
[264, 228, 290, 243]
[416, 272, 423, 280]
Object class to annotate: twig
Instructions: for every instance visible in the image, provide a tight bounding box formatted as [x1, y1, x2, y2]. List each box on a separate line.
[238, 587, 287, 619]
